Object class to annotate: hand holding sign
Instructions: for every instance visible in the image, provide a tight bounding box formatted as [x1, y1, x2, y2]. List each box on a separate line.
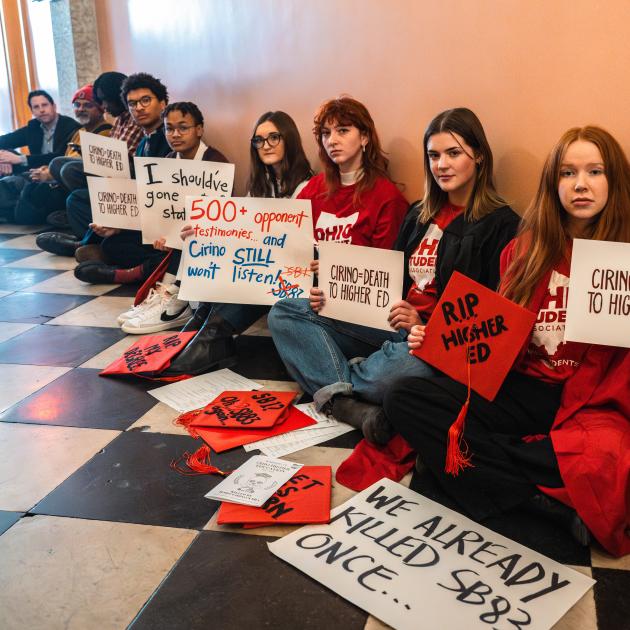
[86, 176, 140, 231]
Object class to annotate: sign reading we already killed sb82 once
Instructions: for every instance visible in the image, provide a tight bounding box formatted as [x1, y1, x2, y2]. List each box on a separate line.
[178, 196, 314, 305]
[134, 157, 235, 249]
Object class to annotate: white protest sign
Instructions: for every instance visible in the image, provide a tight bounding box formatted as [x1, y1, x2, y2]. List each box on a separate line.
[86, 176, 140, 231]
[80, 131, 130, 179]
[134, 157, 235, 249]
[318, 241, 404, 331]
[269, 479, 594, 630]
[565, 238, 630, 348]
[178, 196, 313, 305]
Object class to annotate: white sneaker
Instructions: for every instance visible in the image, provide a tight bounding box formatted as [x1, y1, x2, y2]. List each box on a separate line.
[121, 283, 192, 334]
[116, 285, 165, 326]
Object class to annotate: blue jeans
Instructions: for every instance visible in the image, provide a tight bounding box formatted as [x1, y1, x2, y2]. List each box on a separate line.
[268, 298, 435, 407]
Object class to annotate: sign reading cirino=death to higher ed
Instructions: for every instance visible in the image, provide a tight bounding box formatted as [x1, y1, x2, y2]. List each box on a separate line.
[178, 195, 314, 305]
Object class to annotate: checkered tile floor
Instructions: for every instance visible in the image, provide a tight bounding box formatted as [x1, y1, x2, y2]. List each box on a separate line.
[0, 224, 627, 630]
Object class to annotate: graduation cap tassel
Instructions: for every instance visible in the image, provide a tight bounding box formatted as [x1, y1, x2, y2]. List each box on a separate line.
[170, 445, 229, 476]
[173, 409, 203, 437]
[444, 343, 475, 476]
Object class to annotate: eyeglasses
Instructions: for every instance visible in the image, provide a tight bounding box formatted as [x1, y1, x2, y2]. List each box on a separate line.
[126, 95, 155, 110]
[165, 125, 196, 136]
[251, 132, 282, 149]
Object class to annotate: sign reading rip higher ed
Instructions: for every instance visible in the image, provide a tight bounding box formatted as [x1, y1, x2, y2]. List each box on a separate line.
[269, 479, 594, 630]
[565, 238, 630, 348]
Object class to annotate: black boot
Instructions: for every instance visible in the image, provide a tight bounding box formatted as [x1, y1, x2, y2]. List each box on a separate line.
[330, 396, 394, 445]
[36, 231, 81, 257]
[523, 493, 592, 547]
[164, 314, 237, 376]
[180, 302, 212, 333]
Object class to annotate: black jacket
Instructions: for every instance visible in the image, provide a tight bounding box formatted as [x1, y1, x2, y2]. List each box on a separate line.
[395, 201, 520, 301]
[0, 115, 80, 169]
[135, 127, 171, 158]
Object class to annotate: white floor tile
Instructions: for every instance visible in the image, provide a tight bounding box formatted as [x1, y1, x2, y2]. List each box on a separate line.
[46, 296, 134, 327]
[0, 234, 39, 249]
[0, 364, 70, 413]
[0, 322, 37, 343]
[0, 225, 45, 236]
[0, 423, 119, 511]
[126, 402, 186, 435]
[5, 251, 77, 270]
[80, 333, 152, 369]
[25, 270, 120, 295]
[0, 515, 197, 630]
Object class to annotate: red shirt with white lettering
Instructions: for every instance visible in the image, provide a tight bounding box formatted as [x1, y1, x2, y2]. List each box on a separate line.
[500, 240, 587, 384]
[297, 173, 408, 248]
[405, 204, 463, 320]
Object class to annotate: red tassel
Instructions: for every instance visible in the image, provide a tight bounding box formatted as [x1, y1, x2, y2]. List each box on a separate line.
[170, 445, 230, 476]
[444, 338, 475, 476]
[174, 408, 203, 437]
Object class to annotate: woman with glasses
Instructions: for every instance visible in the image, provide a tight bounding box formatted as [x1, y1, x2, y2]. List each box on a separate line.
[163, 110, 314, 375]
[115, 102, 230, 334]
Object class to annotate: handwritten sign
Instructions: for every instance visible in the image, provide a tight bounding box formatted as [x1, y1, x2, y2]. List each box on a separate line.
[417, 272, 536, 400]
[188, 390, 298, 429]
[134, 157, 235, 249]
[318, 242, 404, 331]
[80, 131, 130, 179]
[269, 478, 594, 630]
[565, 238, 630, 348]
[178, 196, 313, 305]
[86, 176, 140, 230]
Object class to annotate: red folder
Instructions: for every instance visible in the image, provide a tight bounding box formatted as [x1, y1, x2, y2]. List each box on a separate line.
[100, 331, 196, 377]
[194, 405, 317, 453]
[416, 272, 536, 400]
[217, 465, 332, 525]
[188, 390, 298, 429]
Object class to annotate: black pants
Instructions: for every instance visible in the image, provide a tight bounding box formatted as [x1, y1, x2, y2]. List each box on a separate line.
[14, 182, 69, 224]
[384, 371, 563, 522]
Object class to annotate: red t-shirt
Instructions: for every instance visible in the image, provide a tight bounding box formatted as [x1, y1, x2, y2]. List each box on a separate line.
[501, 239, 587, 384]
[297, 173, 408, 248]
[405, 204, 463, 320]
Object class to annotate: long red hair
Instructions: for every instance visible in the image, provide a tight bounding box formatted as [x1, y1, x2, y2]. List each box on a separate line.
[502, 126, 630, 306]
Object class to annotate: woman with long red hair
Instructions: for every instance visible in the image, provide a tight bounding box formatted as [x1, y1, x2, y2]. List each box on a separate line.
[385, 125, 630, 553]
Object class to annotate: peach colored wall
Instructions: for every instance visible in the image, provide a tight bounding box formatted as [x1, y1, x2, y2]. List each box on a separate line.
[95, 0, 630, 211]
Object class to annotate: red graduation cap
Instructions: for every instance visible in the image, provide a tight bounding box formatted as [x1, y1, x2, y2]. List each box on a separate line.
[415, 272, 536, 475]
[217, 465, 332, 526]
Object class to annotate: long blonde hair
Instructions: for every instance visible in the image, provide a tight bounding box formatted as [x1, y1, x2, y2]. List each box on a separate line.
[420, 108, 506, 223]
[502, 126, 630, 306]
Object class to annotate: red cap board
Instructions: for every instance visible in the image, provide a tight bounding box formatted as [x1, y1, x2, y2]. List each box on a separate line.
[415, 271, 536, 401]
[217, 465, 332, 525]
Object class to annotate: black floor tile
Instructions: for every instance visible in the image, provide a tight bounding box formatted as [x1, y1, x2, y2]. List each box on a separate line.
[0, 267, 62, 291]
[32, 431, 251, 529]
[409, 468, 591, 566]
[0, 291, 93, 323]
[234, 335, 290, 380]
[130, 531, 368, 630]
[0, 510, 23, 535]
[0, 368, 158, 429]
[0, 324, 125, 366]
[593, 568, 630, 630]
[104, 283, 142, 297]
[0, 249, 40, 265]
[320, 428, 362, 449]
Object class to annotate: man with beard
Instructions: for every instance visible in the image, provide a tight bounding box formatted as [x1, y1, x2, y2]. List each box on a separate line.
[11, 84, 112, 225]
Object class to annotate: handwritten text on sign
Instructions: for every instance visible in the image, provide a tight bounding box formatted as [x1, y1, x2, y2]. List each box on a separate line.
[178, 196, 313, 305]
[79, 131, 130, 179]
[565, 238, 630, 348]
[318, 241, 404, 331]
[86, 176, 139, 231]
[134, 157, 235, 249]
[269, 478, 594, 630]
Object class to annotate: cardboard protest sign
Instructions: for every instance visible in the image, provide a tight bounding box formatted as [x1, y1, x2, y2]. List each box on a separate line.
[134, 157, 235, 249]
[565, 238, 630, 348]
[318, 242, 404, 331]
[269, 478, 594, 630]
[100, 331, 196, 377]
[205, 456, 303, 507]
[86, 176, 140, 230]
[188, 390, 298, 429]
[193, 405, 317, 453]
[178, 196, 313, 305]
[80, 131, 130, 178]
[218, 466, 332, 526]
[416, 272, 536, 400]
